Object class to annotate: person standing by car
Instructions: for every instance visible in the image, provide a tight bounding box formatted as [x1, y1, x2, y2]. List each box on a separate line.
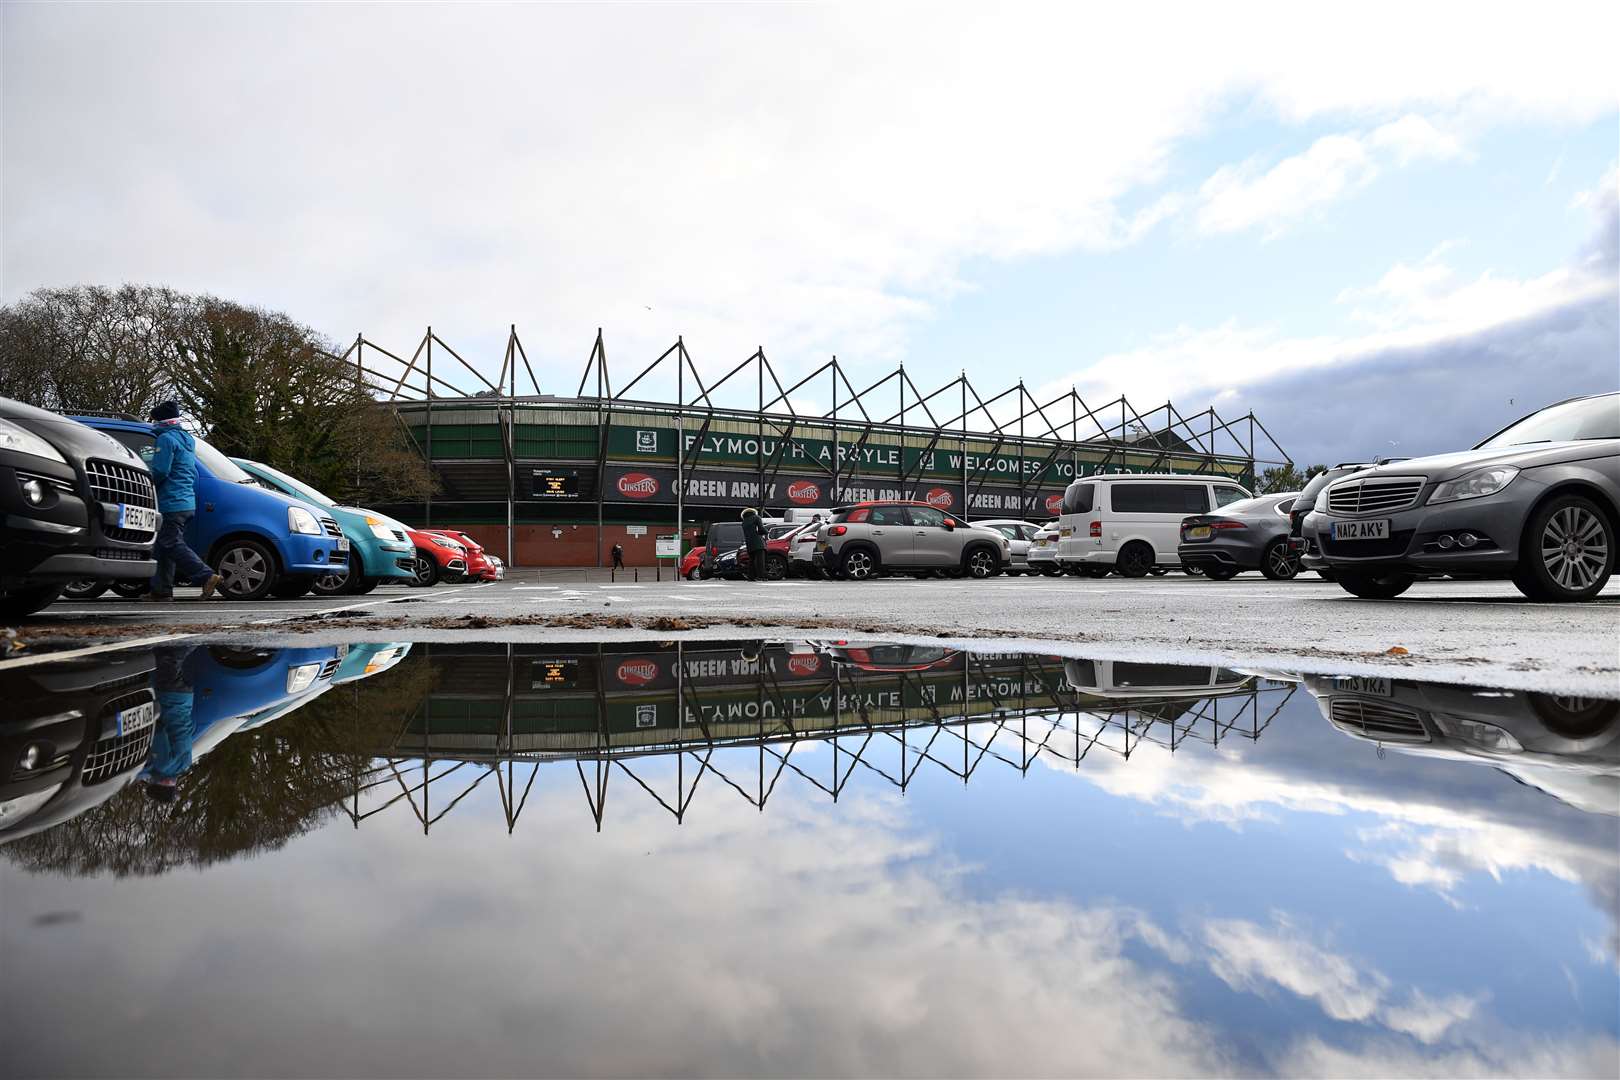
[741, 507, 768, 581]
[146, 401, 221, 602]
[611, 542, 625, 570]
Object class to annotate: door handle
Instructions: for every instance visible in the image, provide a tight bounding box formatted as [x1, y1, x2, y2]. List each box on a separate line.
[872, 529, 884, 535]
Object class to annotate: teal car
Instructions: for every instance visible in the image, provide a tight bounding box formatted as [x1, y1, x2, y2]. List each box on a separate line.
[231, 459, 416, 595]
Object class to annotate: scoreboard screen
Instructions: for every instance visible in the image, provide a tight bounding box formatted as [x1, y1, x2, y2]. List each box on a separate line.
[531, 658, 581, 689]
[531, 469, 580, 499]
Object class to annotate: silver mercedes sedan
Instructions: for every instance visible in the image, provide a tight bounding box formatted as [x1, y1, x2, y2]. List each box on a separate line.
[1302, 392, 1619, 601]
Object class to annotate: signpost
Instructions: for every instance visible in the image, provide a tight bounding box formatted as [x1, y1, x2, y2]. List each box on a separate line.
[655, 534, 679, 559]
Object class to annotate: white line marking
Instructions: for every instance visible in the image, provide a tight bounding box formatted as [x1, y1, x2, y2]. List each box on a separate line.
[0, 633, 195, 670]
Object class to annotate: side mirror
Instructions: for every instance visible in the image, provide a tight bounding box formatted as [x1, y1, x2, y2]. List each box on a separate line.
[943, 518, 956, 530]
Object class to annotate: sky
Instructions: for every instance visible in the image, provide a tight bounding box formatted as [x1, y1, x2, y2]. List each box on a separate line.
[3, 2, 1617, 466]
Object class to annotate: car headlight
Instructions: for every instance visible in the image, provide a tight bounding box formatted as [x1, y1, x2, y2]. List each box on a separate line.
[285, 662, 321, 694]
[0, 784, 64, 828]
[287, 506, 323, 535]
[1431, 714, 1522, 753]
[0, 419, 68, 466]
[1313, 486, 1331, 513]
[1429, 466, 1519, 505]
[431, 536, 465, 553]
[364, 515, 397, 540]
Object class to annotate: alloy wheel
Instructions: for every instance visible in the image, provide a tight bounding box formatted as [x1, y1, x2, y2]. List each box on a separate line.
[1541, 505, 1609, 593]
[219, 546, 269, 596]
[1264, 541, 1299, 580]
[843, 550, 874, 580]
[414, 556, 434, 584]
[967, 549, 996, 578]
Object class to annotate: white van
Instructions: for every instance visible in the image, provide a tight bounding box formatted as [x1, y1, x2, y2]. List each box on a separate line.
[1056, 473, 1251, 576]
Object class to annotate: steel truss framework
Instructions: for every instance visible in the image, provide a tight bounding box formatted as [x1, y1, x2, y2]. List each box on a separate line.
[333, 327, 1292, 565]
[335, 645, 1296, 835]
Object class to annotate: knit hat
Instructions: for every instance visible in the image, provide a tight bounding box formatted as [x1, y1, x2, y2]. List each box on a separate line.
[148, 400, 181, 422]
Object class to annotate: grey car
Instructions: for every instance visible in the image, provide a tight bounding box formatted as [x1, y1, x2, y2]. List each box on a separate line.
[812, 501, 1009, 580]
[1302, 392, 1619, 601]
[1177, 492, 1301, 580]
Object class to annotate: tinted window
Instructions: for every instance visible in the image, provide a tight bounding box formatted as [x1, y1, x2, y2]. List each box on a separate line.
[911, 507, 949, 528]
[867, 505, 909, 526]
[1274, 498, 1294, 515]
[1113, 662, 1213, 688]
[1061, 482, 1094, 515]
[708, 523, 743, 548]
[1477, 394, 1620, 448]
[1109, 483, 1209, 514]
[193, 438, 255, 484]
[104, 429, 156, 456]
[1212, 485, 1249, 508]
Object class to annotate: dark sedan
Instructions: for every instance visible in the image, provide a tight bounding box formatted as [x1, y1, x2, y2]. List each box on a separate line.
[1178, 492, 1301, 580]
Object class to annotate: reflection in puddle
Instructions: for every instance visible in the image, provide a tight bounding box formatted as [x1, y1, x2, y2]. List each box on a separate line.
[1, 640, 1616, 1077]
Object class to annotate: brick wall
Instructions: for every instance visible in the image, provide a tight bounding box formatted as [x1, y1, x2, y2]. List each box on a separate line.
[432, 523, 700, 567]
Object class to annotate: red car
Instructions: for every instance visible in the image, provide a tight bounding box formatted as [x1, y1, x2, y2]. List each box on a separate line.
[680, 547, 703, 580]
[428, 530, 496, 581]
[407, 528, 468, 586]
[734, 522, 814, 580]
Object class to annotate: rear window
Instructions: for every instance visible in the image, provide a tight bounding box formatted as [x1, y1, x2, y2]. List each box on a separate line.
[1212, 485, 1249, 507]
[1110, 483, 1210, 514]
[707, 523, 744, 547]
[1113, 662, 1212, 688]
[1061, 482, 1095, 515]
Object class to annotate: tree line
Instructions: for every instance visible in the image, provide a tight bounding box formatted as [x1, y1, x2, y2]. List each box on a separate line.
[0, 284, 433, 505]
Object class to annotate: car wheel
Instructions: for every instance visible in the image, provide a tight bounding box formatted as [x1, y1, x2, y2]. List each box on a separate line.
[1182, 564, 1204, 577]
[964, 546, 999, 579]
[312, 552, 355, 596]
[271, 576, 314, 599]
[411, 551, 440, 587]
[111, 580, 149, 599]
[1039, 565, 1061, 577]
[1528, 692, 1619, 739]
[765, 554, 788, 581]
[1079, 565, 1109, 578]
[214, 538, 278, 600]
[61, 579, 110, 600]
[841, 547, 878, 581]
[0, 585, 63, 619]
[1260, 538, 1300, 581]
[1148, 567, 1169, 577]
[1514, 495, 1614, 602]
[1115, 542, 1154, 578]
[350, 577, 379, 595]
[1336, 570, 1415, 599]
[1205, 566, 1239, 581]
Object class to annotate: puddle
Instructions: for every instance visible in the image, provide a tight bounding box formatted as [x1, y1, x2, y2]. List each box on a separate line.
[2, 639, 1617, 1077]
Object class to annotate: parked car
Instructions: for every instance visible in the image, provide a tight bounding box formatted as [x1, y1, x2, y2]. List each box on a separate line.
[699, 521, 747, 578]
[1025, 521, 1062, 576]
[787, 521, 824, 578]
[231, 458, 417, 595]
[972, 519, 1044, 575]
[1057, 473, 1252, 577]
[485, 555, 506, 581]
[1063, 658, 1254, 701]
[426, 529, 494, 580]
[812, 501, 1009, 580]
[0, 648, 157, 844]
[1177, 492, 1301, 580]
[679, 546, 704, 580]
[1303, 392, 1619, 601]
[1, 399, 158, 618]
[72, 415, 347, 600]
[1289, 461, 1407, 579]
[738, 521, 813, 580]
[408, 527, 467, 586]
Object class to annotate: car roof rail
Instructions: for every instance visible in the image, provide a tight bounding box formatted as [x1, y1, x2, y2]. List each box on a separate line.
[65, 408, 142, 422]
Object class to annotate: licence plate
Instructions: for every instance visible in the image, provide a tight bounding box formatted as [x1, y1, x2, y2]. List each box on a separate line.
[816, 541, 828, 551]
[336, 537, 350, 552]
[1059, 528, 1072, 538]
[118, 504, 158, 532]
[1333, 676, 1392, 697]
[1186, 526, 1212, 540]
[116, 700, 157, 736]
[1332, 518, 1390, 541]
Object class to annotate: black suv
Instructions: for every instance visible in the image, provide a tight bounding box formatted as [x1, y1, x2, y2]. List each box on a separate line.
[1, 398, 158, 619]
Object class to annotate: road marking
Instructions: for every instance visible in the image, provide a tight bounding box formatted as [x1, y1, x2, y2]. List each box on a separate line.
[0, 633, 196, 671]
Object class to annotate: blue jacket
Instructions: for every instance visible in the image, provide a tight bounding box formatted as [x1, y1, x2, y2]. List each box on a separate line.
[148, 422, 198, 513]
[143, 690, 197, 782]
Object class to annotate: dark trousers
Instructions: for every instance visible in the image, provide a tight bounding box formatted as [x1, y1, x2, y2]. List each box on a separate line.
[748, 546, 767, 580]
[612, 552, 624, 569]
[151, 510, 213, 595]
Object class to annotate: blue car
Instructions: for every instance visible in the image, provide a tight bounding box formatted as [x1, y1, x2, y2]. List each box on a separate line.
[71, 416, 348, 600]
[230, 458, 417, 595]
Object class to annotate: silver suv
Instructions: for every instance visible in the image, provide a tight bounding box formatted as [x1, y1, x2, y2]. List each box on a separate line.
[813, 501, 1010, 580]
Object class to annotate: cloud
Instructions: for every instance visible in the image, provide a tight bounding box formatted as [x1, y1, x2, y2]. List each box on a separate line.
[1204, 913, 1389, 1022]
[1380, 990, 1485, 1044]
[1196, 115, 1465, 237]
[2, 5, 1616, 390]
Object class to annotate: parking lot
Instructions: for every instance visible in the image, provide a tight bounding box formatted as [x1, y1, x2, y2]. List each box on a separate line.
[14, 570, 1618, 696]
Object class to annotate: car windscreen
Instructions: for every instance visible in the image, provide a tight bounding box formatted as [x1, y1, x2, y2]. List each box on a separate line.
[1061, 482, 1094, 515]
[193, 438, 256, 485]
[1475, 395, 1620, 449]
[246, 461, 335, 507]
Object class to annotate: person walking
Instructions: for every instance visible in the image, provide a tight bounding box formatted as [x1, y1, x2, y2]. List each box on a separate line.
[741, 507, 768, 581]
[145, 401, 222, 601]
[611, 542, 625, 570]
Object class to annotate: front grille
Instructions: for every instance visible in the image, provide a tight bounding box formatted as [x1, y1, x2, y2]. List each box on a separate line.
[318, 659, 341, 681]
[95, 547, 149, 561]
[321, 517, 343, 539]
[1328, 698, 1429, 743]
[1327, 476, 1424, 516]
[86, 459, 158, 540]
[83, 729, 154, 784]
[1320, 530, 1414, 558]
